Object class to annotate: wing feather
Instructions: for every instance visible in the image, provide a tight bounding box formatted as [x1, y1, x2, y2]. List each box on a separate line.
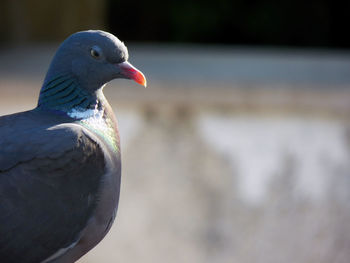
[0, 111, 106, 263]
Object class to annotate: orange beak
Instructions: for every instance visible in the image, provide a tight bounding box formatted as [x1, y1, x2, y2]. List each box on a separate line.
[118, 61, 147, 87]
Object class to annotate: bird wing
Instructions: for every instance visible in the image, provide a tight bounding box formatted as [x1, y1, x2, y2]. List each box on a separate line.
[0, 111, 106, 263]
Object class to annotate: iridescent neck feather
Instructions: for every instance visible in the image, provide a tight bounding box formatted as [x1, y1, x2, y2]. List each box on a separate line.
[37, 74, 99, 114]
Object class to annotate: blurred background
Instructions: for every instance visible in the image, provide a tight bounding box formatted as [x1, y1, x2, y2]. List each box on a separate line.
[1, 0, 350, 262]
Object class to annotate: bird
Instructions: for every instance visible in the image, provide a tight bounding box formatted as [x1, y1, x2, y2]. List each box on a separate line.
[0, 30, 146, 263]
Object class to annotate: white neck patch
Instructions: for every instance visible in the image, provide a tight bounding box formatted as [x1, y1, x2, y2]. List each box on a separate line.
[68, 105, 103, 120]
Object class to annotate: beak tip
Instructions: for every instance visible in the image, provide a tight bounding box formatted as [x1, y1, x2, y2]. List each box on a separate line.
[118, 61, 147, 88]
[135, 72, 147, 88]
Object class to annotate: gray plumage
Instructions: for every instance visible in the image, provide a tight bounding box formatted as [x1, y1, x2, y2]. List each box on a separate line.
[0, 30, 146, 263]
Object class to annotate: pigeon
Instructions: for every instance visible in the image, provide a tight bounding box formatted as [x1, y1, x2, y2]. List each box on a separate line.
[0, 30, 146, 263]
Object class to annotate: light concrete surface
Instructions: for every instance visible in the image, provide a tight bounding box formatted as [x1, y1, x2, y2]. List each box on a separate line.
[0, 45, 350, 263]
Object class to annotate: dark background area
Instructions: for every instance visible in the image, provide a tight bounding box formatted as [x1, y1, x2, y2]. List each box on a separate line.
[1, 0, 349, 48]
[108, 0, 350, 48]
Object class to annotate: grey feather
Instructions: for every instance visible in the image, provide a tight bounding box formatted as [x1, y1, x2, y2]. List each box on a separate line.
[0, 30, 145, 263]
[0, 111, 108, 262]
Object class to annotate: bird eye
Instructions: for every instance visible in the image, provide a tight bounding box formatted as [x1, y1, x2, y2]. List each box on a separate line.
[90, 46, 102, 59]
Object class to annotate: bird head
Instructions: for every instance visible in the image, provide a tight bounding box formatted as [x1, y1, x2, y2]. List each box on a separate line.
[44, 30, 146, 92]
